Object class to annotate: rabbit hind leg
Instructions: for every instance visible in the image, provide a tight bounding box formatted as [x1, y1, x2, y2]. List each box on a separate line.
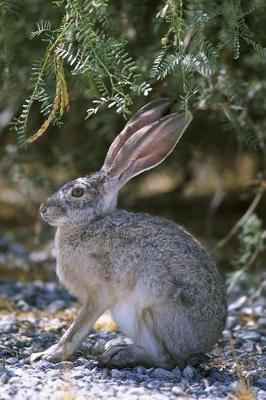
[149, 302, 208, 368]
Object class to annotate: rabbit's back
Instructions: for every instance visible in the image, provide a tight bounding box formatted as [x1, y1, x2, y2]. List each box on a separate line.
[84, 210, 223, 281]
[59, 210, 226, 315]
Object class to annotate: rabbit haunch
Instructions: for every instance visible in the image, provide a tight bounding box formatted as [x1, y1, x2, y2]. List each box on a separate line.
[31, 99, 227, 368]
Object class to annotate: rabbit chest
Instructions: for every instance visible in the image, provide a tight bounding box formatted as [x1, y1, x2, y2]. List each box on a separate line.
[54, 227, 112, 302]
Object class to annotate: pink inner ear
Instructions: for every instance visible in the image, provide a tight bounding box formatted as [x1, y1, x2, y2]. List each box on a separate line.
[104, 120, 158, 171]
[103, 99, 173, 170]
[119, 132, 177, 181]
[137, 134, 172, 159]
[111, 111, 192, 185]
[105, 123, 139, 165]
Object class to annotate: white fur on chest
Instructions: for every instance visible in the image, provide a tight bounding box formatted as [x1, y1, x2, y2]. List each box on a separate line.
[110, 287, 163, 360]
[111, 300, 137, 338]
[111, 285, 151, 337]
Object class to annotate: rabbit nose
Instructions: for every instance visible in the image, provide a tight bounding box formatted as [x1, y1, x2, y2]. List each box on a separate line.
[40, 203, 47, 214]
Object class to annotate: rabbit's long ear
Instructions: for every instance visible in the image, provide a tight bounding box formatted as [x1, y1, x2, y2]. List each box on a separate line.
[103, 110, 193, 189]
[103, 99, 173, 170]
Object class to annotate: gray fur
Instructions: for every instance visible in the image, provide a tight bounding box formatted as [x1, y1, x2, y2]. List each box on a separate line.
[31, 100, 226, 368]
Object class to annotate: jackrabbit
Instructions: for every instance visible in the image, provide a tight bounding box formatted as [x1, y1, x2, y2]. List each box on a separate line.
[30, 99, 226, 369]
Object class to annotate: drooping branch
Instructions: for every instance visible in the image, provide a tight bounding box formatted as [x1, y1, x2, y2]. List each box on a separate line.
[216, 182, 265, 250]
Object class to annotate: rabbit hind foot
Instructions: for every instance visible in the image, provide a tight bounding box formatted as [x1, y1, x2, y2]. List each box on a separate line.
[97, 338, 154, 369]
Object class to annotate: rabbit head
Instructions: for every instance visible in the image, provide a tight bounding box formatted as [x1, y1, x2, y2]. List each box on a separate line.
[40, 99, 193, 226]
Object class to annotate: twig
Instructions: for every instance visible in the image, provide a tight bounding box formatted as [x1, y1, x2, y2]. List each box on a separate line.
[205, 187, 225, 241]
[216, 182, 265, 250]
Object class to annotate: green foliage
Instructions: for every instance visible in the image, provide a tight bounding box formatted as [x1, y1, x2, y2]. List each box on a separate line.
[0, 0, 18, 90]
[233, 213, 266, 269]
[226, 212, 265, 291]
[10, 0, 151, 146]
[151, 0, 266, 148]
[5, 0, 265, 153]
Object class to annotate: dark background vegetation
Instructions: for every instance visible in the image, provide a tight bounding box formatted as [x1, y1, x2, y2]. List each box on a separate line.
[0, 0, 265, 284]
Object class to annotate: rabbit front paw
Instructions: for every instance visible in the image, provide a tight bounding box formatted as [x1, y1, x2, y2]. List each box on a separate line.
[29, 344, 68, 363]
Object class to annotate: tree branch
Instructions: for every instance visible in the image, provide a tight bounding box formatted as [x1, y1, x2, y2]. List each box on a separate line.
[216, 182, 265, 250]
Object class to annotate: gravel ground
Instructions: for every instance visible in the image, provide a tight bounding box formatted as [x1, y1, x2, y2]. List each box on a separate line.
[0, 277, 265, 400]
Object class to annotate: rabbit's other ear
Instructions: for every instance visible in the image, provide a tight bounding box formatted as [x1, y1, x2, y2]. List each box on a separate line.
[105, 111, 193, 188]
[102, 99, 173, 171]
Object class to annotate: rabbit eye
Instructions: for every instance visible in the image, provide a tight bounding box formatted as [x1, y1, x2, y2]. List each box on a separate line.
[71, 187, 84, 198]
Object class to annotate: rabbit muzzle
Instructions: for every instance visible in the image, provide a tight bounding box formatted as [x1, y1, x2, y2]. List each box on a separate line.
[40, 201, 66, 226]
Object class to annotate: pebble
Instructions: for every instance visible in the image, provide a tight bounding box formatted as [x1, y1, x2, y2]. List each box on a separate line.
[92, 339, 107, 355]
[238, 331, 261, 342]
[9, 243, 29, 256]
[151, 368, 174, 380]
[0, 316, 17, 334]
[257, 378, 266, 391]
[47, 300, 66, 313]
[258, 358, 266, 367]
[75, 357, 89, 366]
[226, 316, 237, 330]
[111, 369, 126, 379]
[17, 299, 30, 311]
[258, 318, 266, 328]
[228, 296, 247, 311]
[258, 391, 266, 400]
[0, 278, 264, 400]
[182, 365, 197, 380]
[171, 385, 184, 395]
[0, 368, 14, 384]
[54, 361, 74, 370]
[135, 366, 146, 375]
[246, 369, 261, 379]
[171, 367, 182, 382]
[239, 341, 255, 353]
[208, 367, 231, 383]
[0, 347, 14, 358]
[37, 361, 55, 370]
